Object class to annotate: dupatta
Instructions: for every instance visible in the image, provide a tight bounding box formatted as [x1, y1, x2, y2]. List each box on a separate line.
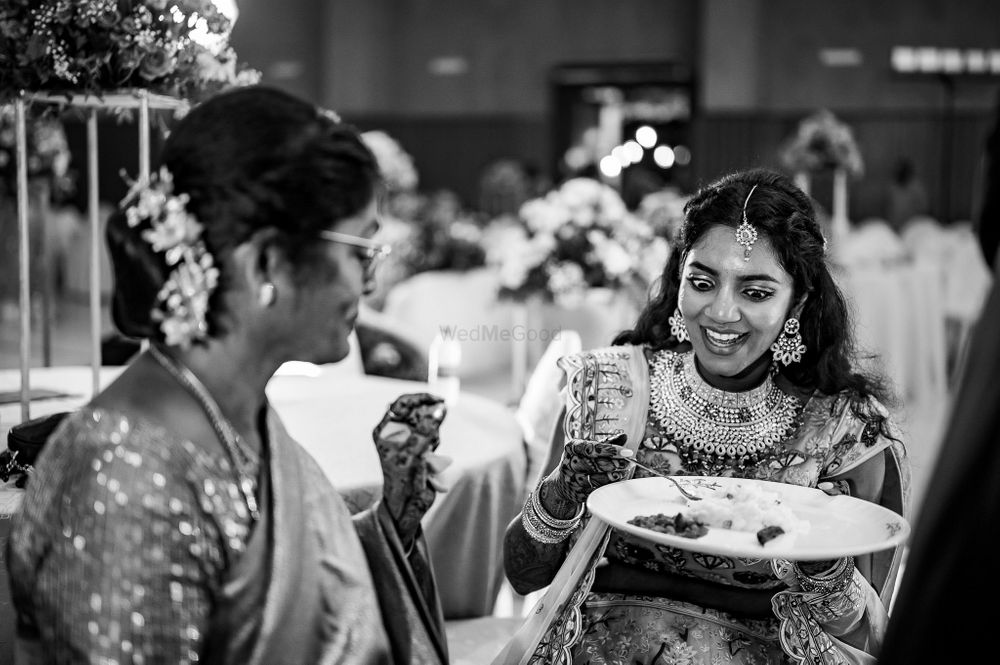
[492, 345, 650, 665]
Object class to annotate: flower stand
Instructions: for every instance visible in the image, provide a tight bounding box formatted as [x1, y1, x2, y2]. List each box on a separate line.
[795, 166, 851, 252]
[8, 90, 188, 420]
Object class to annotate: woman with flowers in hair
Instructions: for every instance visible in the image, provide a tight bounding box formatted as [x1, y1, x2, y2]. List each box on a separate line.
[7, 86, 449, 664]
[498, 167, 910, 664]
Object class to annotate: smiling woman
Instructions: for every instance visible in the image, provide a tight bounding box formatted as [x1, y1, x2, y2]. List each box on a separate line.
[497, 167, 910, 665]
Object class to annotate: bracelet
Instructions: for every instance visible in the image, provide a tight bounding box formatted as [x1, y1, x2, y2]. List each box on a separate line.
[530, 479, 584, 529]
[521, 501, 577, 544]
[520, 483, 583, 545]
[795, 557, 855, 595]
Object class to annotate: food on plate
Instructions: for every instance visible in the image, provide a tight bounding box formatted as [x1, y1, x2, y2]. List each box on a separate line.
[627, 512, 708, 539]
[628, 481, 810, 543]
[755, 525, 785, 545]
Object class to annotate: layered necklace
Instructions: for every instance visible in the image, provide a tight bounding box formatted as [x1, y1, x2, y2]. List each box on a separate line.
[648, 350, 802, 475]
[149, 344, 261, 521]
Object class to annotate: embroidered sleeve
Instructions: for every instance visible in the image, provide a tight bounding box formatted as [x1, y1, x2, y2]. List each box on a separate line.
[820, 395, 898, 479]
[558, 346, 636, 443]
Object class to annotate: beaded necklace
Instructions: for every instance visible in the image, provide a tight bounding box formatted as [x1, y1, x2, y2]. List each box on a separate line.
[648, 350, 801, 475]
[149, 344, 261, 521]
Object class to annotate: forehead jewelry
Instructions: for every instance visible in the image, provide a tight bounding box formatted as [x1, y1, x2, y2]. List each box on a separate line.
[735, 184, 759, 261]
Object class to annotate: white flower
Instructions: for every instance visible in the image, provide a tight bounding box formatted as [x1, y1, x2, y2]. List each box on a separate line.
[588, 232, 633, 278]
[520, 195, 568, 235]
[121, 166, 218, 348]
[547, 262, 587, 308]
[195, 50, 237, 82]
[559, 177, 604, 208]
[361, 130, 418, 192]
[493, 229, 555, 289]
[637, 237, 671, 284]
[491, 175, 663, 304]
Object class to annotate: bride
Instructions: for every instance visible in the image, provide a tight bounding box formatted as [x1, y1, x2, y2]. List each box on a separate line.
[498, 167, 909, 665]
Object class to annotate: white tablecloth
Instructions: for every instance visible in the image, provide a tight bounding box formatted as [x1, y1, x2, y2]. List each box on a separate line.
[0, 364, 527, 620]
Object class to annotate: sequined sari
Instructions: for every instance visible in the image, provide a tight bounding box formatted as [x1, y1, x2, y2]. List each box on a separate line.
[7, 406, 447, 664]
[494, 345, 910, 665]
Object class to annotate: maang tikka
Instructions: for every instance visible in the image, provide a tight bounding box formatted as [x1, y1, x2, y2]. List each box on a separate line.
[734, 184, 759, 261]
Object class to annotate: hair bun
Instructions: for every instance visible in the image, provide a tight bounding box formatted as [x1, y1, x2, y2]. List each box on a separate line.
[105, 208, 168, 340]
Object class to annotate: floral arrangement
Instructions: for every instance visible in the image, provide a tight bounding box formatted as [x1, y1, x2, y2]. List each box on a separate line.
[400, 190, 487, 273]
[489, 177, 670, 308]
[122, 165, 219, 348]
[779, 109, 864, 178]
[636, 186, 690, 244]
[0, 0, 260, 103]
[0, 102, 74, 200]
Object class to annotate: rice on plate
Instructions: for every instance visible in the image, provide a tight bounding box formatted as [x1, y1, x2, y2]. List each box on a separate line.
[684, 481, 810, 535]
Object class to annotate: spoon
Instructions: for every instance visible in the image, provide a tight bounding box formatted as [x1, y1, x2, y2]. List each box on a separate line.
[618, 450, 703, 501]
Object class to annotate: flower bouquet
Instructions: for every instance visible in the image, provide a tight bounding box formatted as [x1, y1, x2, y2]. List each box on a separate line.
[0, 0, 260, 104]
[779, 109, 864, 178]
[489, 177, 670, 309]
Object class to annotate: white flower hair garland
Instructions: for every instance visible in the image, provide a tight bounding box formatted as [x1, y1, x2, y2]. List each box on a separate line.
[121, 166, 219, 348]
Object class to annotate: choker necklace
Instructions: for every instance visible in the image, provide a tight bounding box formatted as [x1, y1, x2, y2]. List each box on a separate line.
[149, 344, 260, 521]
[648, 350, 801, 474]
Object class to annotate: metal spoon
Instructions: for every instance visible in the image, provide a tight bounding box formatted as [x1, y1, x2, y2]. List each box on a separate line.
[619, 452, 703, 501]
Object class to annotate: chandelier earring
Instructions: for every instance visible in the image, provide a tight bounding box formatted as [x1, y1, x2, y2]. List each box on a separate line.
[669, 308, 689, 342]
[770, 317, 806, 366]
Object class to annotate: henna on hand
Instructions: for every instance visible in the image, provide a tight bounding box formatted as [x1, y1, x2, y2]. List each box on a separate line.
[552, 431, 631, 505]
[373, 392, 448, 545]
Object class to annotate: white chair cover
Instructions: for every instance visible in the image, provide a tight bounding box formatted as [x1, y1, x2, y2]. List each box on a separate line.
[833, 217, 907, 268]
[900, 217, 993, 371]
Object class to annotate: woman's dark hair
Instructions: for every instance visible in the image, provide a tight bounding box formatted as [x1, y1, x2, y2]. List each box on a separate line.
[614, 167, 895, 415]
[106, 85, 380, 342]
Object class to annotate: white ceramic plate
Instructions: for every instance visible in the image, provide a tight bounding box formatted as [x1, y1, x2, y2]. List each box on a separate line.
[587, 476, 910, 561]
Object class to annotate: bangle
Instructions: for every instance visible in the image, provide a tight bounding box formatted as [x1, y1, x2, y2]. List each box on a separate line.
[794, 557, 855, 595]
[520, 484, 583, 545]
[530, 479, 584, 529]
[521, 501, 577, 544]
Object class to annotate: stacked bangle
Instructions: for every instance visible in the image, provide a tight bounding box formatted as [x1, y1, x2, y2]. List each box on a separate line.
[521, 480, 584, 545]
[795, 557, 855, 595]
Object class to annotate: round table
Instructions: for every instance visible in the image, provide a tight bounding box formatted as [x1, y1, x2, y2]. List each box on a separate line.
[0, 364, 527, 621]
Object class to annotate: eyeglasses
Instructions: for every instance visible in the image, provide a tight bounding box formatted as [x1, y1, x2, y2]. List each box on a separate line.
[319, 230, 392, 270]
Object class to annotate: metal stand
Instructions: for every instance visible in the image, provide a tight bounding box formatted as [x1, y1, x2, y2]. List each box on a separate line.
[13, 90, 188, 419]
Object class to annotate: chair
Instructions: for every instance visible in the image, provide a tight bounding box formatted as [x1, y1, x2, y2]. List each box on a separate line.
[354, 318, 428, 382]
[901, 217, 993, 378]
[899, 215, 950, 266]
[834, 217, 907, 268]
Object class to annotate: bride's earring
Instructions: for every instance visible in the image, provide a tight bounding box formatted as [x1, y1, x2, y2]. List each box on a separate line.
[669, 308, 689, 342]
[770, 317, 806, 366]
